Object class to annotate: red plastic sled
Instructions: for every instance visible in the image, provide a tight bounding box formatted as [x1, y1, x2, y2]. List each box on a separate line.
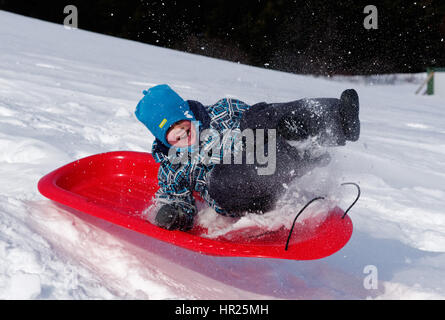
[37, 151, 353, 260]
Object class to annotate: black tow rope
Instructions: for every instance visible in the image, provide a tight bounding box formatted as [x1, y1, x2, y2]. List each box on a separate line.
[284, 182, 361, 251]
[340, 182, 361, 219]
[284, 196, 325, 251]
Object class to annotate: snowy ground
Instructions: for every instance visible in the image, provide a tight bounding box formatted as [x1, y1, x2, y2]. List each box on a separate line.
[1, 10, 445, 300]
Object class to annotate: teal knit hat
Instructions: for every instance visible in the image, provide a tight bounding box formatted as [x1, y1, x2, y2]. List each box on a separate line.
[135, 84, 196, 147]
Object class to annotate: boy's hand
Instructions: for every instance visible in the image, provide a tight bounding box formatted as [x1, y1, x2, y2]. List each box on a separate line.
[155, 204, 193, 231]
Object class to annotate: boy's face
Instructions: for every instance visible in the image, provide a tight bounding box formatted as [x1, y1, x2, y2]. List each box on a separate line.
[166, 120, 197, 148]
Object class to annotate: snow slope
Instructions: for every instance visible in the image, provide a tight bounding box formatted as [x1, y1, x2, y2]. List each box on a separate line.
[1, 10, 445, 299]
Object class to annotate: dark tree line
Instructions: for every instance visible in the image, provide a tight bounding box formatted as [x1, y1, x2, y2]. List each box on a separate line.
[1, 0, 445, 75]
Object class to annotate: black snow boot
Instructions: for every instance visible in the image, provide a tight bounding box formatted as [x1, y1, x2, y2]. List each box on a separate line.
[339, 89, 360, 142]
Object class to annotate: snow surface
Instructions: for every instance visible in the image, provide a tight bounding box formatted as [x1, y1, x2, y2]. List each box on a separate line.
[1, 10, 445, 300]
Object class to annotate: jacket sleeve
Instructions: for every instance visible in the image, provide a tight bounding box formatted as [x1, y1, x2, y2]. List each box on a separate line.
[210, 98, 250, 130]
[151, 140, 197, 217]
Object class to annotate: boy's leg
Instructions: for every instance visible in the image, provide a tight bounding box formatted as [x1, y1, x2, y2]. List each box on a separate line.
[207, 89, 360, 215]
[207, 162, 276, 215]
[207, 137, 330, 215]
[240, 89, 360, 146]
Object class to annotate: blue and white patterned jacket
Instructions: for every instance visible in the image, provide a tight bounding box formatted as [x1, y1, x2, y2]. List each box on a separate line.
[151, 98, 251, 218]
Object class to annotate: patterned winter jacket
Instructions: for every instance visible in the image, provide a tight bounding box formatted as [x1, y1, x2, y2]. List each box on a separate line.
[151, 98, 251, 218]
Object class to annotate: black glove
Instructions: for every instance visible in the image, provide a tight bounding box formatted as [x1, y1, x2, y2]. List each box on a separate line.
[155, 204, 194, 231]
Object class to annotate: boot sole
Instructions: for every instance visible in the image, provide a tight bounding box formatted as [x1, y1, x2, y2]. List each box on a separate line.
[340, 89, 360, 141]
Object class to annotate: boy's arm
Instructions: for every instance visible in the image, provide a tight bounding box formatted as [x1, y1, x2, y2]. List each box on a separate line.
[155, 160, 196, 216]
[210, 98, 250, 129]
[151, 140, 197, 230]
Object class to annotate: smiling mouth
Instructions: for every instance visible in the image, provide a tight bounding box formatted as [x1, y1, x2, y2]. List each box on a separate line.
[179, 129, 190, 140]
[176, 128, 195, 144]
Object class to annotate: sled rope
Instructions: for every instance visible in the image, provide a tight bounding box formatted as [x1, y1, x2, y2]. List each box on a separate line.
[284, 182, 361, 251]
[340, 182, 361, 219]
[285, 196, 325, 251]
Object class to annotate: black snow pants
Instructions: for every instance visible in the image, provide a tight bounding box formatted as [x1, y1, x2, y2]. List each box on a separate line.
[207, 91, 359, 215]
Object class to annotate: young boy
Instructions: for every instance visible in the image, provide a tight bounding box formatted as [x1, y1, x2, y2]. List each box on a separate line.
[135, 84, 360, 231]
